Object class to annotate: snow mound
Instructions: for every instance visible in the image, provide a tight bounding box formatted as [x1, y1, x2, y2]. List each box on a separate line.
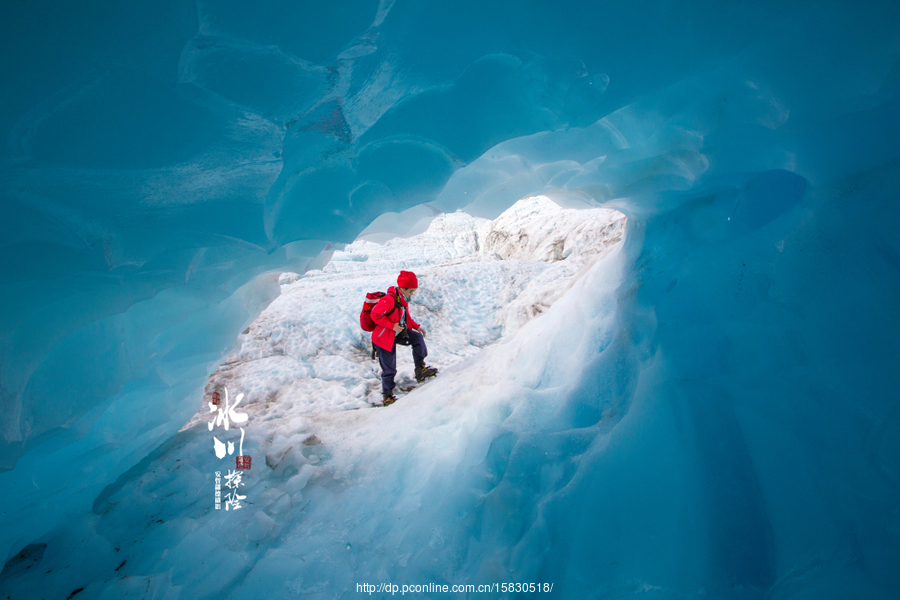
[478, 195, 625, 262]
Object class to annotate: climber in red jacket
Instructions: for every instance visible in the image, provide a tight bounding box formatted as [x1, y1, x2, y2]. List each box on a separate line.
[371, 270, 437, 405]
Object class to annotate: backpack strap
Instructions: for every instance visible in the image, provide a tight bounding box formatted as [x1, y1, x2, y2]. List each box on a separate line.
[389, 290, 400, 319]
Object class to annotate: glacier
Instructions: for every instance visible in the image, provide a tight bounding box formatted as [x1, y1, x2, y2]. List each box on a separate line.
[2, 0, 900, 598]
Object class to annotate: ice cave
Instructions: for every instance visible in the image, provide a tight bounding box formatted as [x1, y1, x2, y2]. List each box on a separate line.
[1, 1, 899, 598]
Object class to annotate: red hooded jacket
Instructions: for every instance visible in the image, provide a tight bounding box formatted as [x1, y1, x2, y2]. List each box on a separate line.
[371, 286, 420, 351]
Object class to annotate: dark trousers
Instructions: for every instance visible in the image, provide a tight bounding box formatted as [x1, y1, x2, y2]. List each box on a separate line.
[377, 329, 427, 394]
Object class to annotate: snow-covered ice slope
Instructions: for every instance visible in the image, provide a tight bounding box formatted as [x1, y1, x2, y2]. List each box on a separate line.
[186, 197, 624, 415]
[0, 198, 627, 600]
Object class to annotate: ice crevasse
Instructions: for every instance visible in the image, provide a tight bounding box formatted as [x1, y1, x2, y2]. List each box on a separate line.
[1, 0, 900, 598]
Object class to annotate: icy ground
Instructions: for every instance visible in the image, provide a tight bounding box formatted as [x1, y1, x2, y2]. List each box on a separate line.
[184, 195, 625, 416]
[3, 197, 625, 600]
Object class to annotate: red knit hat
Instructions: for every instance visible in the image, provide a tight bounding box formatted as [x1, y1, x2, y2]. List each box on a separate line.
[397, 270, 418, 289]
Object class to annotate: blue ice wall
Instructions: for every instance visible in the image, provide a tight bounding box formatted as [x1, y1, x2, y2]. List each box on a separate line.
[2, 0, 899, 597]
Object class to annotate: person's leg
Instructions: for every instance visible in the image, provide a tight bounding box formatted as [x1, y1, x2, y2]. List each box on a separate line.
[377, 343, 397, 395]
[406, 329, 428, 369]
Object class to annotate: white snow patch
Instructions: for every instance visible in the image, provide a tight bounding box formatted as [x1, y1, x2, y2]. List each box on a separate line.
[182, 196, 626, 433]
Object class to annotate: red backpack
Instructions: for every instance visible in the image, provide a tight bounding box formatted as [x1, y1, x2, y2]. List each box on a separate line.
[359, 291, 397, 332]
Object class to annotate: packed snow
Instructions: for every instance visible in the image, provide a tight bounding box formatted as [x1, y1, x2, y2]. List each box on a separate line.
[184, 195, 624, 418]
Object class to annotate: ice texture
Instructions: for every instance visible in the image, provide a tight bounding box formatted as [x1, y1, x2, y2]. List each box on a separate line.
[188, 201, 624, 417]
[2, 0, 900, 598]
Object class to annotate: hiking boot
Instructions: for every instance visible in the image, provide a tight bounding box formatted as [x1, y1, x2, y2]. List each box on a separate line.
[382, 392, 398, 406]
[415, 364, 438, 383]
